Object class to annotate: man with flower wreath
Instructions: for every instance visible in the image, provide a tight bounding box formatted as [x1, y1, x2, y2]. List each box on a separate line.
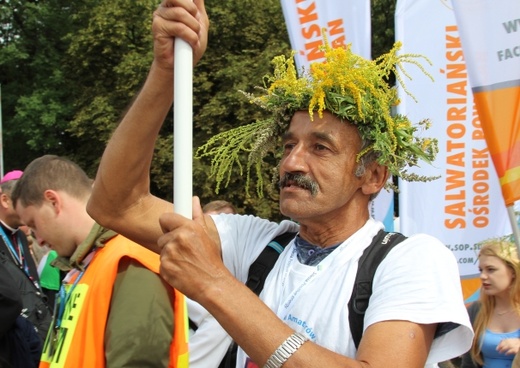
[88, 0, 474, 367]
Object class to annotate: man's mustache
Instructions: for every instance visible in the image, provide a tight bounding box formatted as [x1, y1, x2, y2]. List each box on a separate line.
[278, 173, 319, 196]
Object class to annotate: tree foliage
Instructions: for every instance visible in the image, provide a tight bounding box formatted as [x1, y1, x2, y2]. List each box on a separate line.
[0, 0, 397, 221]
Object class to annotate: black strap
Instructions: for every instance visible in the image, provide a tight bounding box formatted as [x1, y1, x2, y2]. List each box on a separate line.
[245, 231, 297, 295]
[219, 231, 296, 368]
[347, 229, 407, 349]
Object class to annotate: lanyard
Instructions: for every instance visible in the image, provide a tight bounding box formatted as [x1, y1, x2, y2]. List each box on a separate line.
[47, 268, 86, 360]
[54, 249, 97, 329]
[55, 270, 85, 329]
[277, 236, 355, 317]
[0, 226, 32, 278]
[46, 249, 96, 360]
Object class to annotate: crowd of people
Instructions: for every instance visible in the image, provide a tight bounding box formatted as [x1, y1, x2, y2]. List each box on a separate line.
[0, 0, 519, 367]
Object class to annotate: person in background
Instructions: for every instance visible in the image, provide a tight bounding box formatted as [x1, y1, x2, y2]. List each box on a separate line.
[202, 200, 237, 215]
[461, 238, 520, 368]
[11, 155, 189, 368]
[87, 1, 473, 367]
[0, 170, 51, 341]
[0, 171, 40, 283]
[0, 262, 42, 368]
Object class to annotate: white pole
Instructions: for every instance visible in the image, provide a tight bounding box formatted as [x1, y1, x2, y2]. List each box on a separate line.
[173, 38, 193, 219]
[507, 205, 520, 256]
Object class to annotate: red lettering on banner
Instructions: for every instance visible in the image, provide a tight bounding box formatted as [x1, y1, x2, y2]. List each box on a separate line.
[447, 140, 464, 151]
[447, 122, 466, 138]
[473, 195, 489, 207]
[298, 2, 318, 24]
[302, 24, 321, 39]
[447, 64, 467, 79]
[446, 202, 466, 217]
[328, 19, 346, 49]
[446, 49, 464, 62]
[446, 191, 466, 200]
[331, 36, 346, 49]
[328, 19, 344, 35]
[305, 40, 324, 61]
[447, 107, 466, 122]
[448, 98, 466, 104]
[297, 1, 323, 62]
[446, 169, 465, 191]
[445, 218, 466, 229]
[447, 80, 467, 95]
[446, 25, 458, 32]
[471, 101, 490, 227]
[444, 25, 468, 229]
[473, 158, 488, 169]
[295, 1, 347, 63]
[472, 104, 484, 140]
[472, 148, 488, 160]
[447, 152, 465, 167]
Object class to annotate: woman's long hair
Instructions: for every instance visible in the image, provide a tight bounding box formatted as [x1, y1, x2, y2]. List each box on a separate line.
[470, 239, 520, 365]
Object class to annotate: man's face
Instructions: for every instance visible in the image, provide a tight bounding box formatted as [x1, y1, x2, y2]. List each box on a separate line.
[15, 201, 74, 257]
[278, 111, 365, 223]
[0, 193, 23, 228]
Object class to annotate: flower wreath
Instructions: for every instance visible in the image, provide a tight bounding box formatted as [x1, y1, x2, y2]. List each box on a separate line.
[196, 40, 439, 196]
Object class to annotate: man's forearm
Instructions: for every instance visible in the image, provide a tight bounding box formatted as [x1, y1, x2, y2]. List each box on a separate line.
[88, 62, 174, 237]
[200, 275, 361, 368]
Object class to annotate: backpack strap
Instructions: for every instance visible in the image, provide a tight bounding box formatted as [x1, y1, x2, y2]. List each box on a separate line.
[246, 231, 297, 295]
[219, 231, 297, 368]
[348, 229, 407, 349]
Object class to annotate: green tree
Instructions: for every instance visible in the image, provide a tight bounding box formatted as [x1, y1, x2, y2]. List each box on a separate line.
[0, 0, 79, 171]
[0, 0, 398, 221]
[63, 0, 157, 175]
[371, 0, 397, 59]
[192, 0, 291, 219]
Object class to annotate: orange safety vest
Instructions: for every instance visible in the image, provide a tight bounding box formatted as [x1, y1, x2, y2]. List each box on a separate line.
[39, 235, 189, 368]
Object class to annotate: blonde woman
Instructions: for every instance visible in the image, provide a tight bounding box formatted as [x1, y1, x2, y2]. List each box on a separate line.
[462, 239, 520, 368]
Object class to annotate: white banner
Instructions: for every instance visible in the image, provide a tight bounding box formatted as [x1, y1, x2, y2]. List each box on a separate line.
[451, 0, 520, 208]
[451, 0, 520, 89]
[280, 0, 371, 70]
[395, 0, 511, 301]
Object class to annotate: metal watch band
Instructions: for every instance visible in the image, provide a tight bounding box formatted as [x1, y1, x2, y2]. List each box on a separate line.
[264, 332, 308, 368]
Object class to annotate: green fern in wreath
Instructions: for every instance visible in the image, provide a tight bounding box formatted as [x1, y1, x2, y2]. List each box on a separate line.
[196, 40, 439, 196]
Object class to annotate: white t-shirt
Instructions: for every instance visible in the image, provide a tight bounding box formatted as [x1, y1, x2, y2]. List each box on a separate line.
[187, 298, 233, 368]
[213, 215, 473, 367]
[186, 214, 298, 368]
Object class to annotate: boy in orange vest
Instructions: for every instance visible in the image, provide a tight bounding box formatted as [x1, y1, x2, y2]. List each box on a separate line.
[11, 155, 188, 368]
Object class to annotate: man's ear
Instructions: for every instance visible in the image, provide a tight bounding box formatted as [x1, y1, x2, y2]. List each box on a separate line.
[43, 190, 62, 214]
[0, 193, 10, 210]
[361, 163, 389, 196]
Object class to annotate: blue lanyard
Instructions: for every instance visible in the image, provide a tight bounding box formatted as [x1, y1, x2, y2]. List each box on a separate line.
[55, 270, 85, 329]
[0, 226, 31, 277]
